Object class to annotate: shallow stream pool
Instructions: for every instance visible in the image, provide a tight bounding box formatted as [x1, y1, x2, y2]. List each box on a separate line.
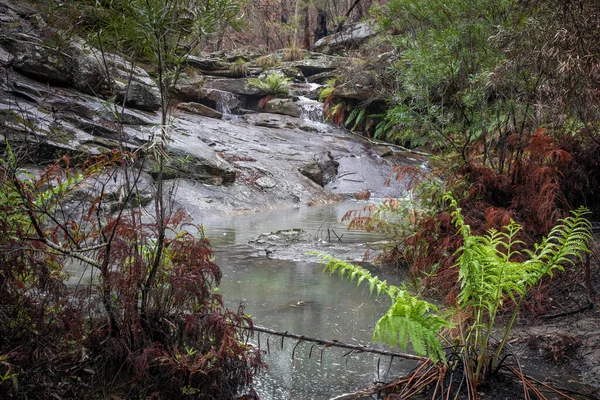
[201, 202, 416, 399]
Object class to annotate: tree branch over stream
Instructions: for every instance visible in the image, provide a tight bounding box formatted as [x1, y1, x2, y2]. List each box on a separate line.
[243, 325, 429, 362]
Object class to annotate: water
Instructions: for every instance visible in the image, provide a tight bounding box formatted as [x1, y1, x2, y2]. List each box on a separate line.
[297, 96, 325, 123]
[201, 202, 417, 399]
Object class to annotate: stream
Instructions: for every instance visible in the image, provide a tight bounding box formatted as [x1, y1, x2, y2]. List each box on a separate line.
[200, 201, 416, 399]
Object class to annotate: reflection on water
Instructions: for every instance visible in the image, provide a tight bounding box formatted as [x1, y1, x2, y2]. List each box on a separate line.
[202, 202, 416, 399]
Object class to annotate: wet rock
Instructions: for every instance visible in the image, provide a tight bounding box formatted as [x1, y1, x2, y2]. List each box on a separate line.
[105, 54, 161, 111]
[313, 22, 377, 54]
[148, 143, 236, 185]
[204, 77, 265, 96]
[372, 145, 393, 158]
[255, 176, 277, 189]
[316, 151, 339, 185]
[299, 162, 323, 186]
[261, 98, 300, 118]
[286, 52, 349, 77]
[177, 102, 223, 119]
[0, 45, 13, 65]
[243, 113, 298, 129]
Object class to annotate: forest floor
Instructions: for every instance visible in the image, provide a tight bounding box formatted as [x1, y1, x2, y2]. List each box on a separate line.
[506, 231, 600, 398]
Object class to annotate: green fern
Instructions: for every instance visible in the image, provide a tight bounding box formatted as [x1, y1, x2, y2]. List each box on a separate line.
[445, 193, 592, 382]
[248, 72, 291, 96]
[311, 253, 451, 361]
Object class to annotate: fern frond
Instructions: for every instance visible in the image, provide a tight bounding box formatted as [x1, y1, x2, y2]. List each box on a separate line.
[373, 290, 452, 361]
[312, 252, 452, 362]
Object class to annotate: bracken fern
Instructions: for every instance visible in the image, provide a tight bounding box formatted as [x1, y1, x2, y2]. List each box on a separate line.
[311, 253, 452, 361]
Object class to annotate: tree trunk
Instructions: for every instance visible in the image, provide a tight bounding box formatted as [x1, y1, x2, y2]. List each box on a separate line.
[302, 4, 310, 48]
[314, 7, 328, 42]
[281, 0, 289, 23]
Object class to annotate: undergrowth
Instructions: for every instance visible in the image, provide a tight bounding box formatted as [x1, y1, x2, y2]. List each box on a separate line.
[0, 150, 264, 398]
[315, 196, 592, 398]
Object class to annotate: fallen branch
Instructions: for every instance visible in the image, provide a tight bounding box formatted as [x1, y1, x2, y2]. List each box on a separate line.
[243, 325, 428, 362]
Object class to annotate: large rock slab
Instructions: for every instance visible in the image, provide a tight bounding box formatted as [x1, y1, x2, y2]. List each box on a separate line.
[285, 52, 351, 77]
[313, 22, 377, 54]
[177, 102, 223, 119]
[203, 78, 266, 96]
[261, 98, 300, 118]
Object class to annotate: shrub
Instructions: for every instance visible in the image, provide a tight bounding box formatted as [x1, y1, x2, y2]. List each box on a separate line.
[257, 55, 280, 70]
[229, 58, 248, 77]
[283, 46, 304, 62]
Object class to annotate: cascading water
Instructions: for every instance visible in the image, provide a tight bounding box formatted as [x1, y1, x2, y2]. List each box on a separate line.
[297, 96, 325, 122]
[213, 90, 240, 120]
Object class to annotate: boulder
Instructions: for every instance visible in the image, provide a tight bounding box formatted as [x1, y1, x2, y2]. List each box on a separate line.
[299, 162, 323, 186]
[0, 45, 13, 66]
[0, 34, 108, 95]
[316, 151, 339, 185]
[185, 54, 228, 71]
[334, 71, 381, 101]
[105, 54, 161, 111]
[255, 176, 277, 189]
[313, 22, 377, 54]
[177, 102, 223, 119]
[261, 98, 300, 118]
[172, 75, 242, 113]
[147, 140, 236, 185]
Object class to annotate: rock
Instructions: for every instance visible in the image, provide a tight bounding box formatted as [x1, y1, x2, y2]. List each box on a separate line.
[204, 77, 266, 97]
[316, 151, 339, 185]
[306, 71, 339, 85]
[172, 75, 242, 114]
[0, 34, 107, 95]
[185, 54, 228, 71]
[105, 54, 161, 111]
[313, 22, 377, 54]
[285, 52, 350, 77]
[0, 45, 13, 65]
[146, 140, 236, 185]
[177, 102, 223, 119]
[261, 98, 300, 118]
[243, 113, 298, 129]
[372, 145, 393, 157]
[299, 162, 323, 186]
[255, 176, 277, 189]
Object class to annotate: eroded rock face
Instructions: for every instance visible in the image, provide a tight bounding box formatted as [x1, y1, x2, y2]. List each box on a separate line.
[104, 54, 161, 111]
[1, 35, 108, 95]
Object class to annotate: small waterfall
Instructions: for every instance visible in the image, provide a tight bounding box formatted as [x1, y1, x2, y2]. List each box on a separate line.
[297, 96, 325, 122]
[213, 90, 238, 117]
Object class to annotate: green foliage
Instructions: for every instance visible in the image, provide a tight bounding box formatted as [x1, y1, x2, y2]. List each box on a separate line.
[318, 86, 336, 103]
[312, 253, 451, 361]
[376, 0, 526, 157]
[248, 71, 291, 96]
[446, 193, 592, 383]
[316, 195, 592, 386]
